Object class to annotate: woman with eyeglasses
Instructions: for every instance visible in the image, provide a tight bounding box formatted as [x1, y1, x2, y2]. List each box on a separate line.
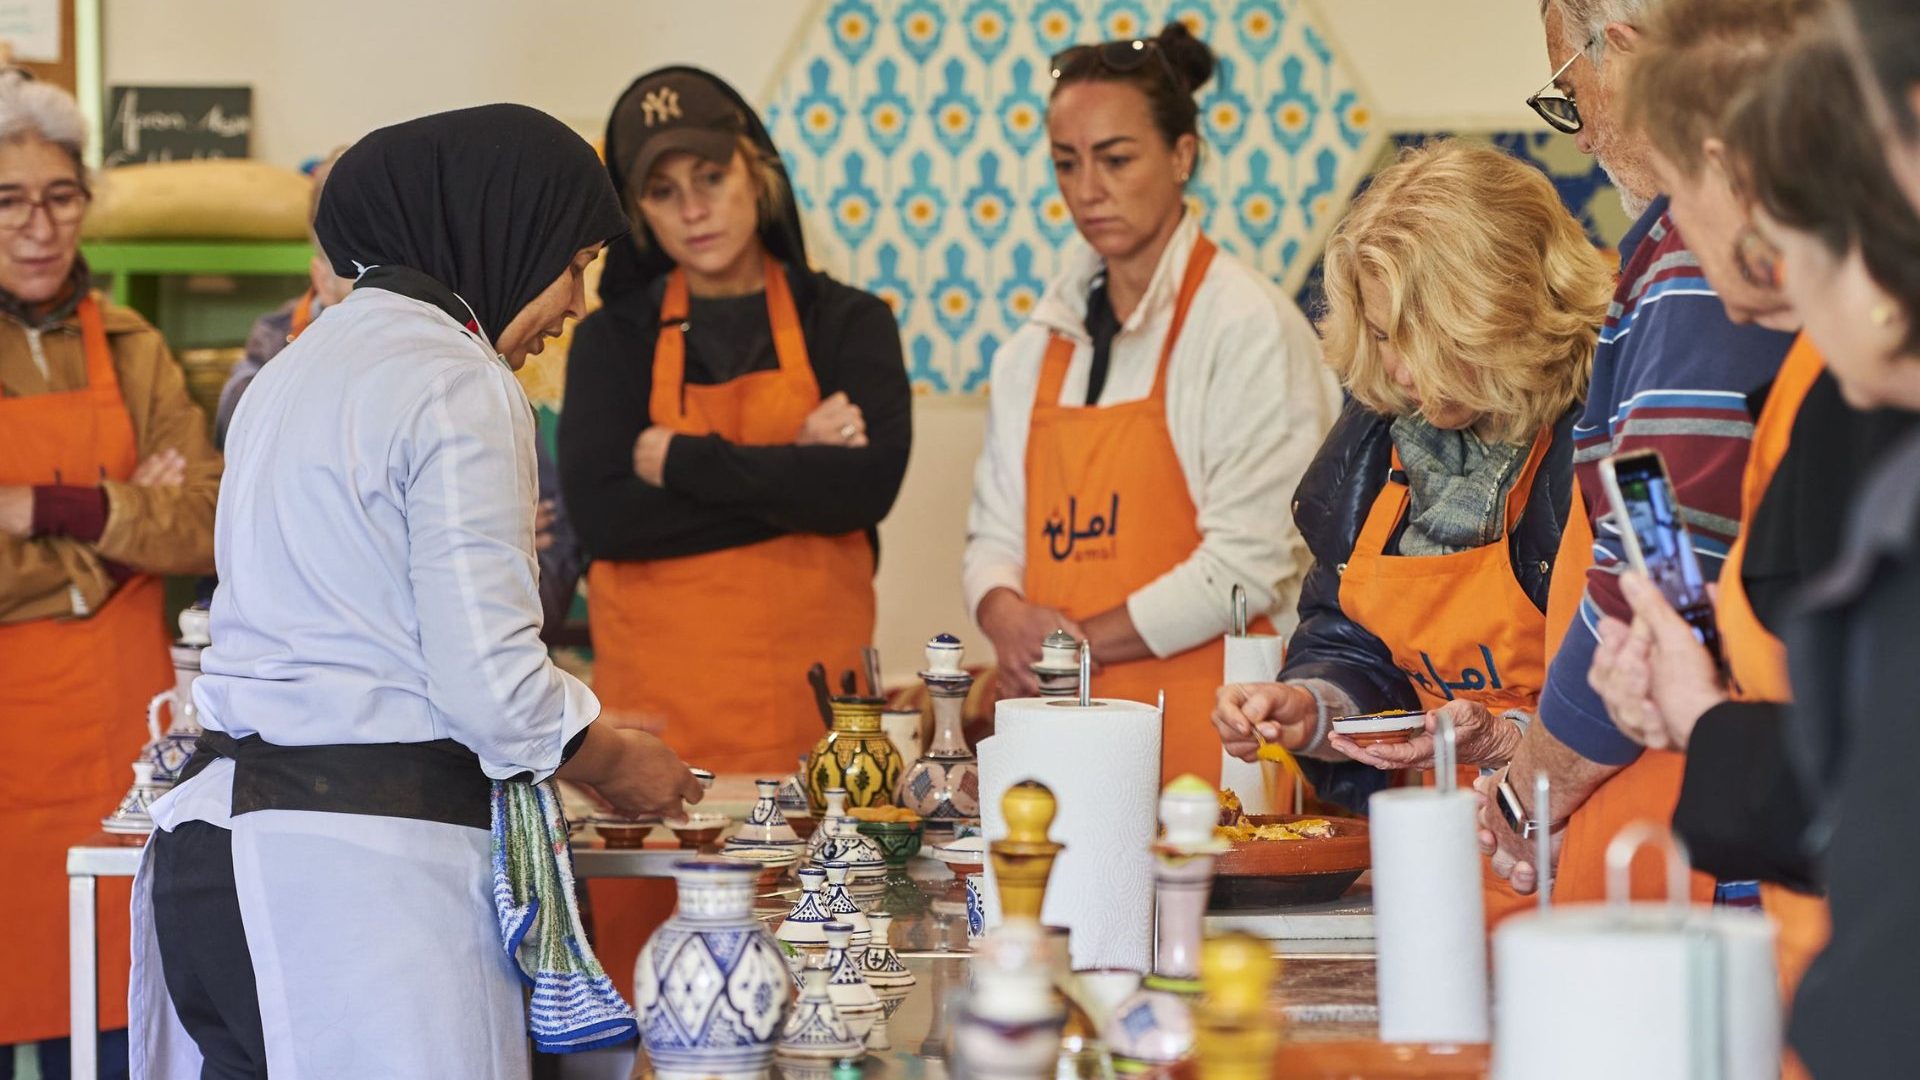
[1587, 32, 1920, 1074]
[0, 71, 218, 1073]
[964, 22, 1339, 785]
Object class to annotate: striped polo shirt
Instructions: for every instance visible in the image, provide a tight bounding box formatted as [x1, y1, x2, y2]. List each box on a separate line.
[1539, 195, 1795, 765]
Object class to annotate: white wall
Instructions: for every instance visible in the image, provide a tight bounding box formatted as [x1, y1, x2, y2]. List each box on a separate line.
[99, 0, 1561, 683]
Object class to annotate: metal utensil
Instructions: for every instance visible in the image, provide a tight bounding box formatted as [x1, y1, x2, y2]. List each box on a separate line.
[1231, 583, 1249, 638]
[1079, 642, 1093, 706]
[1434, 710, 1458, 794]
[1535, 771, 1553, 909]
[861, 646, 882, 698]
[806, 663, 835, 732]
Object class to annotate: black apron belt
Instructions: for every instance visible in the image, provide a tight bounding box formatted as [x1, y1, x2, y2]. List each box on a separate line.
[181, 730, 491, 830]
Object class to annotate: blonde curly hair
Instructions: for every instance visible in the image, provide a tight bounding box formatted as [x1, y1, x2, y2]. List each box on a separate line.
[1320, 139, 1611, 445]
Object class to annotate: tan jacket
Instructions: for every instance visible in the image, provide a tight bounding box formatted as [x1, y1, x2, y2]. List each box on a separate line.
[0, 293, 221, 623]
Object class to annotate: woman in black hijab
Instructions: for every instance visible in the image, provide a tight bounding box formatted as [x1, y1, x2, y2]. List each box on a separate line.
[133, 105, 702, 1080]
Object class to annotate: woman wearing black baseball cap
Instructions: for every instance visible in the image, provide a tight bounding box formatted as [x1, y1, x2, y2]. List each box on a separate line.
[559, 67, 910, 996]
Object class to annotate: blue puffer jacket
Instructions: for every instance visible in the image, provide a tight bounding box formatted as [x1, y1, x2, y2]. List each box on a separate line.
[1281, 398, 1579, 813]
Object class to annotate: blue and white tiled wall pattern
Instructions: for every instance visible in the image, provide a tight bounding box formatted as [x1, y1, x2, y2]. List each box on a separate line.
[764, 0, 1381, 394]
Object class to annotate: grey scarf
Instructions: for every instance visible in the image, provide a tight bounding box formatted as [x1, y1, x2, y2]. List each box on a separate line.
[1389, 415, 1529, 556]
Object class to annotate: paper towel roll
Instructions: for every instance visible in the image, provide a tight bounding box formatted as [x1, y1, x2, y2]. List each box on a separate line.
[1369, 787, 1489, 1043]
[1219, 634, 1287, 813]
[976, 696, 1161, 971]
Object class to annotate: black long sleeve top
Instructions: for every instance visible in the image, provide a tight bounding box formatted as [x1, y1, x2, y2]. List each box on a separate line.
[559, 265, 911, 565]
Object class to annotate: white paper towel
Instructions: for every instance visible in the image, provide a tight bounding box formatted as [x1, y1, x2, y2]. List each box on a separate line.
[1218, 634, 1287, 813]
[976, 696, 1161, 971]
[1369, 787, 1489, 1043]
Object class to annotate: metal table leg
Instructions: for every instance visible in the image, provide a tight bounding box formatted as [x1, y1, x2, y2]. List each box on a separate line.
[69, 872, 98, 1080]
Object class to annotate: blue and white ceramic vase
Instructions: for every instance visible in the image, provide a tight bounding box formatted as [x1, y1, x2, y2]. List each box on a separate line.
[900, 633, 982, 833]
[726, 778, 804, 852]
[635, 860, 791, 1080]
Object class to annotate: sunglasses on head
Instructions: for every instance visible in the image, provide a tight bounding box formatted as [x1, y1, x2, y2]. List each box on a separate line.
[1051, 38, 1185, 93]
[1526, 48, 1583, 134]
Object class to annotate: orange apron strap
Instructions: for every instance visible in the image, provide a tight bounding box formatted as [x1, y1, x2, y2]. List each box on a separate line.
[289, 288, 318, 341]
[761, 256, 819, 399]
[1033, 332, 1077, 410]
[77, 295, 118, 400]
[1150, 235, 1217, 401]
[648, 269, 692, 427]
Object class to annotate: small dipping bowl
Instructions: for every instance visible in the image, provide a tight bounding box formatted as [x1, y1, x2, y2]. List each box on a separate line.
[856, 819, 925, 868]
[664, 812, 729, 850]
[928, 834, 985, 879]
[718, 847, 799, 889]
[787, 815, 820, 841]
[595, 820, 655, 850]
[688, 766, 716, 790]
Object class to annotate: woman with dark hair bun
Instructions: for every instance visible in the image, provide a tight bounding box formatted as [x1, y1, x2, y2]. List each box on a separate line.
[964, 22, 1339, 785]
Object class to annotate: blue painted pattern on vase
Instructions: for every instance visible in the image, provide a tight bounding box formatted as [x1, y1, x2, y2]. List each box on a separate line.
[636, 862, 790, 1078]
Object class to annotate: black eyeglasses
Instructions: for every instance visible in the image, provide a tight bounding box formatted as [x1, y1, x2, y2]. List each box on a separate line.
[1051, 38, 1185, 94]
[0, 182, 89, 231]
[1526, 49, 1583, 134]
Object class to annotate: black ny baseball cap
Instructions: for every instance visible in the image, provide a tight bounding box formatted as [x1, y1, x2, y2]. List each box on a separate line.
[613, 71, 747, 185]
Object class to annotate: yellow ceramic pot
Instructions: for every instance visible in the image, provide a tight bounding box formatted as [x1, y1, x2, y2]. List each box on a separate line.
[807, 697, 904, 812]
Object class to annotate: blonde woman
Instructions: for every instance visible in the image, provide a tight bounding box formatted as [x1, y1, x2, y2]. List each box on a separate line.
[1212, 140, 1612, 817]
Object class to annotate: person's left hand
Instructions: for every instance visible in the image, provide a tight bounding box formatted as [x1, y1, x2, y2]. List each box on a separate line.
[0, 484, 30, 538]
[129, 448, 187, 488]
[1588, 572, 1726, 751]
[632, 426, 675, 487]
[1328, 699, 1524, 771]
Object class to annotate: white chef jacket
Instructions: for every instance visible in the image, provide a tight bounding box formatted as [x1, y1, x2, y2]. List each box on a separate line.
[133, 287, 597, 1080]
[964, 213, 1341, 655]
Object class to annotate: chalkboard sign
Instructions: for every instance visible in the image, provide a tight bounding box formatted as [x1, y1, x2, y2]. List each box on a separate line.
[103, 86, 251, 167]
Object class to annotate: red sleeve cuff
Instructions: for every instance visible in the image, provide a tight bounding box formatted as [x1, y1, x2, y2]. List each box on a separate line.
[30, 484, 109, 542]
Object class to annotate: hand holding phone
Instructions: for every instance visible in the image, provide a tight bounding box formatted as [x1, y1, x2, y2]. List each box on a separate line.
[1596, 449, 1726, 668]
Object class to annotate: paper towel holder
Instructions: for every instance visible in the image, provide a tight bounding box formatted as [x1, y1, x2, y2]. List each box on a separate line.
[1433, 709, 1457, 793]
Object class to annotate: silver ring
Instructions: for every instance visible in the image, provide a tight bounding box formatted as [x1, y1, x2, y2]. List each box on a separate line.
[840, 423, 858, 438]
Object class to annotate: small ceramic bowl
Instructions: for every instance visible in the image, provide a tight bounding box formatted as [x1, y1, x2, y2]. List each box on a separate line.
[928, 834, 985, 879]
[1331, 711, 1427, 747]
[856, 820, 925, 868]
[664, 812, 729, 850]
[787, 815, 820, 841]
[596, 821, 654, 849]
[718, 847, 799, 889]
[688, 766, 716, 790]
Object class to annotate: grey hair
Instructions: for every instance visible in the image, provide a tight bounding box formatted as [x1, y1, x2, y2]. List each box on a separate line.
[1546, 0, 1657, 61]
[0, 72, 87, 168]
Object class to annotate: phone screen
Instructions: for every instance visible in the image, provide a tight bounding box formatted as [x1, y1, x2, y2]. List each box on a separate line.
[1608, 453, 1725, 662]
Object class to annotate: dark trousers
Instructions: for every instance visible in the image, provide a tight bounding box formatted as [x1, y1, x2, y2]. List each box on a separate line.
[149, 822, 269, 1080]
[0, 1030, 130, 1080]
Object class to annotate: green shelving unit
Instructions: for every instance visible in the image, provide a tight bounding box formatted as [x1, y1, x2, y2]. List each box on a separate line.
[83, 239, 315, 329]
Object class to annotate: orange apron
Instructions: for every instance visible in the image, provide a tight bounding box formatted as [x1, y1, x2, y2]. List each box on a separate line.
[0, 297, 171, 1042]
[1714, 337, 1829, 1078]
[1550, 495, 1715, 906]
[1337, 429, 1552, 924]
[584, 257, 874, 1001]
[1022, 235, 1246, 786]
[288, 287, 317, 341]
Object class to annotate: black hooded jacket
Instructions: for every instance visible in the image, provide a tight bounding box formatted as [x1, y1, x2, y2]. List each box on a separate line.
[560, 67, 911, 564]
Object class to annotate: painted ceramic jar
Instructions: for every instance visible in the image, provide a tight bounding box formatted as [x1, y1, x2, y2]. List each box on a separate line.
[635, 860, 790, 1079]
[900, 633, 981, 833]
[806, 697, 904, 812]
[727, 778, 803, 849]
[776, 958, 862, 1063]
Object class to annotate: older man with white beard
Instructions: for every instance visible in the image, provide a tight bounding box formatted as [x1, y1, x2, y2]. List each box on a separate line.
[1473, 0, 1797, 909]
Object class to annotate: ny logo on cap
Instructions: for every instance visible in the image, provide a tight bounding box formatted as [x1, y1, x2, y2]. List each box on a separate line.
[641, 87, 682, 127]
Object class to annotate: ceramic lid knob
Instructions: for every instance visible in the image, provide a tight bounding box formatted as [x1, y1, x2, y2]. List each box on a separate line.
[177, 604, 212, 647]
[924, 632, 966, 674]
[1039, 629, 1079, 670]
[1002, 780, 1058, 844]
[1160, 774, 1222, 850]
[798, 867, 825, 891]
[1200, 933, 1278, 1018]
[824, 923, 853, 950]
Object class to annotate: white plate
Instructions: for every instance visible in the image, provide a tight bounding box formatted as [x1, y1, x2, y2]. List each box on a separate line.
[1331, 713, 1426, 735]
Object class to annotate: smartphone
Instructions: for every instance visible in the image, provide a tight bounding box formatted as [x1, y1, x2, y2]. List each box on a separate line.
[1597, 448, 1726, 666]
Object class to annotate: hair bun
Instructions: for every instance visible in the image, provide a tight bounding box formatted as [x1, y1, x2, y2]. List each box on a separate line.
[1156, 21, 1216, 93]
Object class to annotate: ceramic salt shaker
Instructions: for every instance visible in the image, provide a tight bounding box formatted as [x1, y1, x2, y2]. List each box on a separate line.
[1104, 775, 1230, 1073]
[807, 787, 849, 863]
[823, 922, 882, 1040]
[727, 778, 803, 850]
[861, 911, 916, 992]
[819, 861, 872, 947]
[1031, 629, 1083, 699]
[777, 867, 835, 950]
[777, 956, 863, 1063]
[900, 632, 982, 834]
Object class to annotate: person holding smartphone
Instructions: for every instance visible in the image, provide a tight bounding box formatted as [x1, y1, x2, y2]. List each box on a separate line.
[1588, 31, 1920, 1074]
[1210, 139, 1611, 878]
